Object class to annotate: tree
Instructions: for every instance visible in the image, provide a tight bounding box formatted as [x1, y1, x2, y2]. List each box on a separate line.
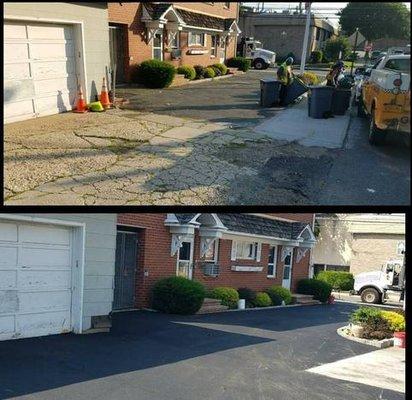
[324, 37, 351, 61]
[339, 2, 410, 41]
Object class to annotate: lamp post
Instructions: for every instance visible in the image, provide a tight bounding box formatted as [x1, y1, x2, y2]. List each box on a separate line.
[300, 2, 312, 74]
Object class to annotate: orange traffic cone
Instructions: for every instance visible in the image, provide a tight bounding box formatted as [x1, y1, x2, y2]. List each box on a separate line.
[100, 77, 111, 109]
[73, 85, 88, 113]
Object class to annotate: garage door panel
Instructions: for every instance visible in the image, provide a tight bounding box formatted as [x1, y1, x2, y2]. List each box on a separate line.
[3, 100, 35, 122]
[19, 291, 71, 313]
[20, 224, 71, 245]
[32, 60, 75, 78]
[0, 290, 19, 314]
[35, 93, 76, 115]
[4, 79, 35, 102]
[4, 43, 30, 62]
[20, 247, 71, 267]
[4, 62, 31, 81]
[30, 42, 74, 60]
[28, 24, 73, 40]
[0, 223, 18, 242]
[4, 22, 28, 39]
[16, 311, 71, 338]
[34, 76, 77, 95]
[0, 246, 18, 266]
[0, 315, 15, 336]
[0, 271, 17, 290]
[19, 270, 71, 290]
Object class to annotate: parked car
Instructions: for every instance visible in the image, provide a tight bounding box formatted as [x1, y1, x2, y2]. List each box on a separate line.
[370, 50, 387, 61]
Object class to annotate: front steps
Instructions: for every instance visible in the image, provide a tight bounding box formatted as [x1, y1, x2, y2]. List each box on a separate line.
[292, 293, 322, 305]
[197, 298, 229, 314]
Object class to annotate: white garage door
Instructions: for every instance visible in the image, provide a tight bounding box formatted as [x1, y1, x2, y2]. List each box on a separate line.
[4, 21, 77, 124]
[0, 221, 73, 340]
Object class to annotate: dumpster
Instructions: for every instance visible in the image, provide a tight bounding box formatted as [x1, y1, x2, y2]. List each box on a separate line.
[283, 77, 309, 105]
[308, 86, 334, 119]
[332, 88, 352, 115]
[260, 78, 281, 107]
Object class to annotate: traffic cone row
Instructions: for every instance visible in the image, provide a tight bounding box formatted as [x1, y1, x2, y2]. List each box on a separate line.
[73, 85, 88, 113]
[99, 77, 111, 110]
[73, 77, 112, 114]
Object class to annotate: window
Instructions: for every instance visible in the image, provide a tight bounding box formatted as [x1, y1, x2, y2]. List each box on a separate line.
[235, 241, 258, 260]
[384, 59, 410, 73]
[211, 34, 218, 57]
[153, 33, 163, 60]
[267, 246, 278, 277]
[188, 32, 206, 46]
[204, 240, 218, 262]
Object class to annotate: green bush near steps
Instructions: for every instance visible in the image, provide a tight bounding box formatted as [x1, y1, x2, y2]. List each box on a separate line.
[134, 59, 176, 88]
[266, 286, 292, 305]
[203, 67, 216, 79]
[176, 65, 196, 80]
[254, 292, 272, 307]
[316, 271, 354, 291]
[297, 279, 332, 303]
[208, 287, 239, 309]
[151, 276, 205, 315]
[226, 57, 251, 72]
[211, 63, 228, 76]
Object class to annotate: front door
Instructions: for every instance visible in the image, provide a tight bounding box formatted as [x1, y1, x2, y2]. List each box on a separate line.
[113, 231, 138, 310]
[282, 248, 293, 289]
[177, 240, 194, 279]
[109, 25, 126, 84]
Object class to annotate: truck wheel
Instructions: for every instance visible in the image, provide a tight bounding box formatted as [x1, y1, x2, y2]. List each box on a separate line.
[361, 288, 381, 304]
[254, 59, 266, 70]
[368, 108, 387, 145]
[357, 97, 366, 118]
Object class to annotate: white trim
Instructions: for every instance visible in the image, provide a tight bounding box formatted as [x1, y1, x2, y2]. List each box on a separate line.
[222, 230, 300, 246]
[176, 237, 194, 280]
[231, 265, 264, 272]
[188, 31, 207, 46]
[152, 31, 164, 60]
[185, 25, 223, 33]
[267, 245, 278, 278]
[0, 214, 86, 335]
[282, 248, 293, 290]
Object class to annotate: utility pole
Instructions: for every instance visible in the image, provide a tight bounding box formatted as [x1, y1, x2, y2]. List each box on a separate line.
[299, 2, 302, 14]
[350, 27, 359, 76]
[300, 2, 312, 74]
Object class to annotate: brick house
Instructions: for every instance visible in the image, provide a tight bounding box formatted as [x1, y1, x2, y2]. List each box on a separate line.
[115, 213, 316, 310]
[108, 2, 241, 83]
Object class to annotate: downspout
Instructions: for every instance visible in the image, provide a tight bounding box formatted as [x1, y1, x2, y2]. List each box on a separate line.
[309, 214, 316, 278]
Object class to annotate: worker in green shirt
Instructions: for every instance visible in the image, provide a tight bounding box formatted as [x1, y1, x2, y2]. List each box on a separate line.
[277, 57, 294, 105]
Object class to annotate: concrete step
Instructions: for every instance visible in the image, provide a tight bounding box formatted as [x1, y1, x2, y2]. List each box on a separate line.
[203, 298, 224, 305]
[292, 293, 321, 305]
[197, 298, 229, 314]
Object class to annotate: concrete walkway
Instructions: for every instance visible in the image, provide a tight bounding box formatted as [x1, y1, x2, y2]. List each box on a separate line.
[307, 346, 405, 393]
[254, 95, 351, 149]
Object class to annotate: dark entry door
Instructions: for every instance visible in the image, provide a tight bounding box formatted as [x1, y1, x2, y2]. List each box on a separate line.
[113, 231, 138, 310]
[109, 25, 126, 84]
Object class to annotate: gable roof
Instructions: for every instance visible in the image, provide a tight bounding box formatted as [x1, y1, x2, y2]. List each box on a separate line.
[144, 2, 173, 20]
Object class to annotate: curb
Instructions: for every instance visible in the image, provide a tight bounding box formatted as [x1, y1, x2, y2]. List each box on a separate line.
[337, 325, 394, 348]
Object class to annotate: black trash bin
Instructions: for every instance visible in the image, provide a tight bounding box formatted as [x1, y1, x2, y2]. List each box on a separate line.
[332, 88, 352, 115]
[308, 86, 334, 119]
[283, 78, 309, 105]
[260, 78, 281, 107]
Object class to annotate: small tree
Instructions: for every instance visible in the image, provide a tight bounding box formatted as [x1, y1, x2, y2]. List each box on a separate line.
[324, 37, 351, 62]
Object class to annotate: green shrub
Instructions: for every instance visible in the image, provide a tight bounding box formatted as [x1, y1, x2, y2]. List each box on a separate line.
[226, 57, 251, 72]
[209, 287, 239, 308]
[381, 311, 405, 332]
[210, 65, 222, 76]
[310, 50, 323, 64]
[254, 292, 272, 307]
[194, 65, 206, 79]
[316, 271, 354, 291]
[324, 36, 351, 62]
[350, 307, 393, 340]
[151, 276, 206, 315]
[266, 286, 292, 305]
[350, 306, 382, 325]
[176, 65, 196, 80]
[212, 63, 228, 75]
[296, 72, 320, 86]
[237, 287, 257, 308]
[297, 279, 332, 302]
[134, 59, 176, 88]
[203, 67, 216, 79]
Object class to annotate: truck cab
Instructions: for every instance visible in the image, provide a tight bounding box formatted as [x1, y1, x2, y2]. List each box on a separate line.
[237, 37, 276, 70]
[357, 54, 410, 145]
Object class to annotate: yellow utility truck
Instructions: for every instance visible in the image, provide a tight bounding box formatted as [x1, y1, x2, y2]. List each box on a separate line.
[357, 54, 410, 145]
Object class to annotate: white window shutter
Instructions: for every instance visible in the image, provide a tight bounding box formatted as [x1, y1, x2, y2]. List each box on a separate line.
[231, 241, 237, 261]
[256, 243, 262, 262]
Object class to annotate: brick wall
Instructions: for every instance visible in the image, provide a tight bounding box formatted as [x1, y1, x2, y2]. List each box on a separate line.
[108, 2, 239, 82]
[117, 213, 312, 308]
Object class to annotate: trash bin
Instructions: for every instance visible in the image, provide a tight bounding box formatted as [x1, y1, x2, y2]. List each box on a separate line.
[308, 86, 334, 119]
[332, 88, 352, 115]
[283, 77, 309, 105]
[260, 78, 281, 107]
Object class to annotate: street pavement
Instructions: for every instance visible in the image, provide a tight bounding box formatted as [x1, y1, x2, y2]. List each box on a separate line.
[0, 303, 403, 400]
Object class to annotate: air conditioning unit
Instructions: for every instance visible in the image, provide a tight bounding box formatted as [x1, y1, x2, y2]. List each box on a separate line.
[202, 263, 220, 277]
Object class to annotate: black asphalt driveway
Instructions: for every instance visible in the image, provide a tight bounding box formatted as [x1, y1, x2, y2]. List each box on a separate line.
[0, 304, 403, 400]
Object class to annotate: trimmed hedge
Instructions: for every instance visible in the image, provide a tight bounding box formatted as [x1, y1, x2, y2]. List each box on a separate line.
[212, 63, 228, 76]
[316, 271, 354, 291]
[266, 286, 292, 305]
[237, 287, 257, 308]
[226, 57, 251, 72]
[203, 67, 216, 79]
[209, 287, 239, 309]
[381, 310, 405, 332]
[210, 66, 222, 76]
[135, 59, 176, 88]
[254, 292, 272, 307]
[151, 276, 205, 315]
[176, 65, 196, 80]
[194, 65, 206, 80]
[297, 279, 332, 303]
